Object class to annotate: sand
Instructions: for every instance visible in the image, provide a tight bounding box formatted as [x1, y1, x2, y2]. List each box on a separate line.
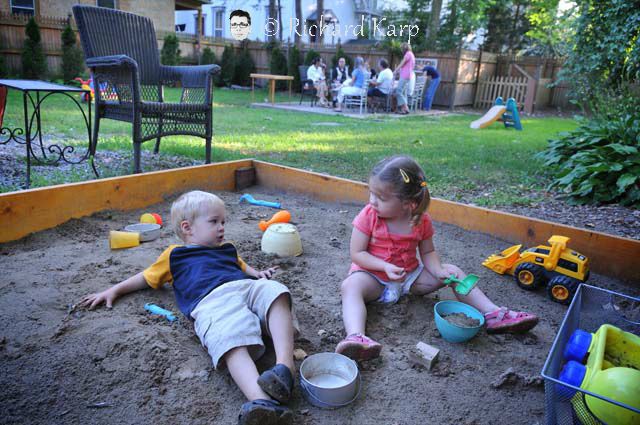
[1, 186, 637, 425]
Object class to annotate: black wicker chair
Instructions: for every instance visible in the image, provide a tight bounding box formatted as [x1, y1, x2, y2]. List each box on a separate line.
[298, 65, 317, 106]
[73, 5, 221, 173]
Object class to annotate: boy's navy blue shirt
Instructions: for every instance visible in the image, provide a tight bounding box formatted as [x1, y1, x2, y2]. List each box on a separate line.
[422, 66, 440, 79]
[143, 243, 252, 317]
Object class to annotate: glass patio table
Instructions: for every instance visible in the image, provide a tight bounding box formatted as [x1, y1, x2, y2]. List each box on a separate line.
[0, 79, 98, 188]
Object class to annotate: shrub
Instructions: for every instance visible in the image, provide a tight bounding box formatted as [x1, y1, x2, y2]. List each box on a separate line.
[303, 49, 320, 65]
[0, 38, 7, 78]
[536, 93, 640, 207]
[61, 24, 84, 83]
[220, 44, 235, 86]
[269, 45, 288, 90]
[160, 34, 181, 65]
[200, 46, 217, 65]
[287, 44, 302, 91]
[21, 17, 46, 79]
[233, 43, 255, 86]
[201, 46, 221, 86]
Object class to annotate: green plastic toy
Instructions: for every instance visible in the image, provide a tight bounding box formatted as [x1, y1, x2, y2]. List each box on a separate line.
[443, 274, 479, 295]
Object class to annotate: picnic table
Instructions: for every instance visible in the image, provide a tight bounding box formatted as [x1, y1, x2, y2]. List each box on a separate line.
[0, 79, 98, 188]
[250, 73, 294, 105]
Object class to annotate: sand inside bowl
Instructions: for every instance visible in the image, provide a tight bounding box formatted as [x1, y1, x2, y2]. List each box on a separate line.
[443, 312, 481, 328]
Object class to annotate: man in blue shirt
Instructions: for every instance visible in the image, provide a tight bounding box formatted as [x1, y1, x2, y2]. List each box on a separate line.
[422, 65, 441, 111]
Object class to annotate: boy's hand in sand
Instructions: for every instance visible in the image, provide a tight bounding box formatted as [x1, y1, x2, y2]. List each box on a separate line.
[256, 266, 278, 279]
[384, 263, 406, 281]
[80, 287, 119, 309]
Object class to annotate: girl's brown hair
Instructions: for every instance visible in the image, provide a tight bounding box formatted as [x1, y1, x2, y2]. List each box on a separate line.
[370, 155, 430, 226]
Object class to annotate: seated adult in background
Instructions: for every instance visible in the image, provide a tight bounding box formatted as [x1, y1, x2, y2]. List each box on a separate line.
[367, 59, 393, 98]
[333, 57, 350, 84]
[307, 57, 328, 107]
[365, 60, 377, 79]
[422, 64, 441, 110]
[334, 56, 367, 113]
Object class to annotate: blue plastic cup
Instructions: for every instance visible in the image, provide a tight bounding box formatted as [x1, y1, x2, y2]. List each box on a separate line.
[434, 301, 485, 343]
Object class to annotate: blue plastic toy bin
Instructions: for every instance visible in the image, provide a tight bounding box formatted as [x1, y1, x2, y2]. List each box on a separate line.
[540, 284, 640, 424]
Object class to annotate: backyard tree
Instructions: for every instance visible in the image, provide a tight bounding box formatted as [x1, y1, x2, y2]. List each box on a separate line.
[21, 17, 46, 79]
[483, 0, 531, 53]
[269, 44, 289, 89]
[287, 43, 302, 91]
[233, 41, 256, 86]
[436, 0, 488, 51]
[200, 47, 220, 86]
[303, 49, 320, 65]
[61, 23, 84, 83]
[220, 44, 235, 86]
[538, 0, 640, 207]
[0, 38, 8, 78]
[525, 0, 577, 56]
[160, 34, 181, 66]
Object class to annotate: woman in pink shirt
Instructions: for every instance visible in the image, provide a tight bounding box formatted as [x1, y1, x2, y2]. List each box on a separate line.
[393, 43, 415, 115]
[335, 155, 539, 361]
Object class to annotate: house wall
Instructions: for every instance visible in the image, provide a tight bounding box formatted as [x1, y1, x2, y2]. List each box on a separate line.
[176, 0, 362, 44]
[1, 0, 176, 32]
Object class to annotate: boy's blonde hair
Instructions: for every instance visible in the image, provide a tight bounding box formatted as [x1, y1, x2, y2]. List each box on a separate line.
[170, 191, 224, 241]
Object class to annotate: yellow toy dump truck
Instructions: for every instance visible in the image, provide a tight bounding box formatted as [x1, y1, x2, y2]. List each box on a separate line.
[483, 235, 590, 304]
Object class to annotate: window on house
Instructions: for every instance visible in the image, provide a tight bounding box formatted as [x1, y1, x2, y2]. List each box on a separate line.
[97, 0, 117, 8]
[214, 9, 224, 38]
[11, 0, 35, 15]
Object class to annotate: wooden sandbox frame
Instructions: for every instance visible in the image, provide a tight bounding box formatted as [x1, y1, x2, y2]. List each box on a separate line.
[1, 159, 638, 283]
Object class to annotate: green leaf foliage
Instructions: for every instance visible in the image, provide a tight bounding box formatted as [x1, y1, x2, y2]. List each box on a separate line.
[287, 44, 302, 91]
[61, 24, 84, 83]
[269, 45, 288, 90]
[303, 49, 320, 65]
[233, 42, 256, 86]
[21, 17, 46, 79]
[200, 47, 220, 86]
[220, 44, 235, 86]
[536, 94, 640, 207]
[160, 34, 181, 66]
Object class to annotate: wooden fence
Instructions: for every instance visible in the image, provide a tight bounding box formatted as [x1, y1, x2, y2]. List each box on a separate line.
[474, 76, 528, 109]
[1, 12, 573, 112]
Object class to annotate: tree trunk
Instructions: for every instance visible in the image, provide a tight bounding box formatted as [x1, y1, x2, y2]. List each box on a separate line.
[429, 0, 443, 42]
[268, 0, 276, 42]
[295, 0, 302, 46]
[316, 0, 323, 45]
[509, 3, 522, 53]
[277, 0, 284, 42]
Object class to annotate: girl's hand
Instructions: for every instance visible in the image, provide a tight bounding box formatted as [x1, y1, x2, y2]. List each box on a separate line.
[80, 287, 119, 310]
[257, 266, 279, 279]
[436, 264, 463, 281]
[384, 264, 406, 281]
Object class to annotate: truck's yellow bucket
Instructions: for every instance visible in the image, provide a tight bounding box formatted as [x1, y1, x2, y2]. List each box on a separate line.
[482, 244, 522, 274]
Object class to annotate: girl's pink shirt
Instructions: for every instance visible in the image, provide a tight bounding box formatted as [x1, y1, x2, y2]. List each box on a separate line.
[400, 50, 415, 80]
[349, 204, 435, 281]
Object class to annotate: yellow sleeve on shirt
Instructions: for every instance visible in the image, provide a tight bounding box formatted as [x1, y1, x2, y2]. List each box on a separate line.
[143, 245, 179, 289]
[226, 241, 248, 272]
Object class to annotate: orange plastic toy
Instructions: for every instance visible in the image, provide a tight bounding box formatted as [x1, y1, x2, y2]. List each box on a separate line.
[259, 210, 291, 231]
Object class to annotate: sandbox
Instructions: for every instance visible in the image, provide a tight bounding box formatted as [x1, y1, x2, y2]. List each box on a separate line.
[0, 160, 638, 424]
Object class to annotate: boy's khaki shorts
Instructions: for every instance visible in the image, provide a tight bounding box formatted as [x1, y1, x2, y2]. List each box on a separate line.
[190, 278, 299, 369]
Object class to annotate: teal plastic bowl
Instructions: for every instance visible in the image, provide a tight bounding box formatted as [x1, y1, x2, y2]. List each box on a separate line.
[434, 301, 485, 343]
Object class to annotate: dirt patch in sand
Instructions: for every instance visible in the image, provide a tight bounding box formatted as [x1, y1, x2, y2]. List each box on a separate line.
[443, 313, 481, 328]
[1, 187, 637, 425]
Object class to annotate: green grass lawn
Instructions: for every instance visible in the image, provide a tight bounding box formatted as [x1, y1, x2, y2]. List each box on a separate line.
[0, 87, 576, 205]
